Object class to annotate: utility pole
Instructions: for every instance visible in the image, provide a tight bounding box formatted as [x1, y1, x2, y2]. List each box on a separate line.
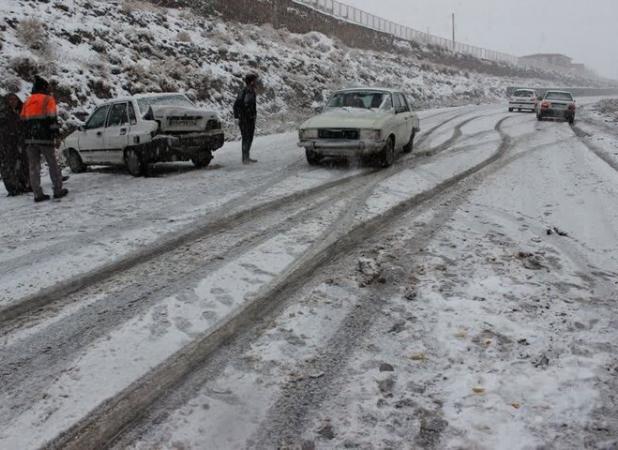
[452, 13, 456, 49]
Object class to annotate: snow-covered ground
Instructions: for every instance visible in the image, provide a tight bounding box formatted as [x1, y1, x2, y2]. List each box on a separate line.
[1, 100, 617, 449]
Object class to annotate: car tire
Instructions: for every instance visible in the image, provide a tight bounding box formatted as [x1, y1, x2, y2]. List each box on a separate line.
[402, 130, 415, 154]
[379, 137, 396, 168]
[192, 150, 213, 168]
[67, 149, 86, 174]
[125, 148, 145, 177]
[508, 108, 513, 112]
[305, 149, 322, 166]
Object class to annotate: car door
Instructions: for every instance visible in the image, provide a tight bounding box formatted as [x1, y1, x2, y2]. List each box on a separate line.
[78, 104, 110, 164]
[393, 93, 411, 146]
[104, 103, 131, 165]
[398, 93, 415, 135]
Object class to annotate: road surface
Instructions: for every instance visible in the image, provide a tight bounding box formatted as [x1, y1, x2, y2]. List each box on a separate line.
[0, 101, 616, 450]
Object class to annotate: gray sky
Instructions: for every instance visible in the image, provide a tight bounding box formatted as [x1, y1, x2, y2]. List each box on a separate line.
[344, 0, 618, 79]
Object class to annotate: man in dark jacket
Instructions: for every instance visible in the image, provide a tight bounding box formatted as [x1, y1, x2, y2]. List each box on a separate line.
[21, 75, 68, 202]
[233, 73, 258, 164]
[0, 93, 30, 196]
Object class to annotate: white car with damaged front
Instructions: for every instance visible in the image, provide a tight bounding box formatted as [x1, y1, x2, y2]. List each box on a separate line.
[61, 93, 225, 176]
[298, 88, 421, 167]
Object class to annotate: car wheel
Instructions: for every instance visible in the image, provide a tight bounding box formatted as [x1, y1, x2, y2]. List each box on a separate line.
[402, 130, 415, 154]
[379, 137, 395, 168]
[305, 149, 322, 166]
[67, 149, 86, 174]
[192, 150, 213, 168]
[508, 108, 513, 112]
[125, 148, 145, 177]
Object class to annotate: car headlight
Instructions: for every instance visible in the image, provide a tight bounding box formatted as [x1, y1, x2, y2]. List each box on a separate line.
[299, 129, 318, 140]
[360, 129, 381, 141]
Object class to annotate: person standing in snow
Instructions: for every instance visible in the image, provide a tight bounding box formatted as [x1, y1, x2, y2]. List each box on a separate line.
[233, 73, 259, 164]
[0, 93, 30, 196]
[21, 76, 68, 203]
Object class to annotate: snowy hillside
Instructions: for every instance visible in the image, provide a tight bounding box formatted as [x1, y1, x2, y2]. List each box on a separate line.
[0, 0, 602, 136]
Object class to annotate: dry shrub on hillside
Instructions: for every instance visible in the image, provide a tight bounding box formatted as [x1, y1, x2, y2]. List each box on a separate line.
[121, 0, 161, 14]
[17, 18, 48, 52]
[0, 75, 22, 94]
[176, 31, 192, 43]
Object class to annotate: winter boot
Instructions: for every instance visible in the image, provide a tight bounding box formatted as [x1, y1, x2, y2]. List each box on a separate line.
[54, 188, 69, 199]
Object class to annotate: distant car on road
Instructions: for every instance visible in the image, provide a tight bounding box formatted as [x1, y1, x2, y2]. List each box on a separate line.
[297, 88, 421, 167]
[508, 89, 538, 112]
[536, 91, 576, 125]
[62, 93, 225, 176]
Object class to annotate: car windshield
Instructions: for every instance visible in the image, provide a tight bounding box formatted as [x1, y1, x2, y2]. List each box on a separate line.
[514, 90, 534, 97]
[136, 94, 194, 115]
[327, 91, 391, 110]
[545, 92, 574, 101]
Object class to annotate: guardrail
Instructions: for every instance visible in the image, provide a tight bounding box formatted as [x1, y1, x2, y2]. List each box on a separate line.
[293, 0, 574, 75]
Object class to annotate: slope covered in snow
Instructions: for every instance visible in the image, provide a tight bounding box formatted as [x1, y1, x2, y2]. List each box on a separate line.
[0, 0, 601, 137]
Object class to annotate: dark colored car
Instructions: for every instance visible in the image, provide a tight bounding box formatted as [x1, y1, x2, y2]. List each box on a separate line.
[536, 91, 576, 125]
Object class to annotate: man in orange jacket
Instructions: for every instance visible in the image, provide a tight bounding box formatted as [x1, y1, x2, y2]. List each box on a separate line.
[21, 75, 68, 202]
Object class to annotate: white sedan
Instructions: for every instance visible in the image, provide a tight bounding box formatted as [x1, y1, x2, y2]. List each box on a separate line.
[508, 88, 539, 112]
[61, 93, 224, 176]
[298, 88, 421, 167]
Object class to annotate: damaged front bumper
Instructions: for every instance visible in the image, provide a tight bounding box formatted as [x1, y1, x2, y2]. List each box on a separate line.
[139, 131, 225, 162]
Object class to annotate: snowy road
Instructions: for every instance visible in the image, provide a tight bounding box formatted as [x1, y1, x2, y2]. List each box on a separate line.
[1, 102, 617, 450]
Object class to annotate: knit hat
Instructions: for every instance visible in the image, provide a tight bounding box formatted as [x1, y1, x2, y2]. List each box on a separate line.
[32, 75, 50, 94]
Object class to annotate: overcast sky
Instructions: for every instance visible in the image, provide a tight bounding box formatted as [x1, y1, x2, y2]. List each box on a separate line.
[344, 0, 618, 79]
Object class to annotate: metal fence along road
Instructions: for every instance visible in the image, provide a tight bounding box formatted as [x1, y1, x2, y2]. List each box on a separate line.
[293, 0, 566, 74]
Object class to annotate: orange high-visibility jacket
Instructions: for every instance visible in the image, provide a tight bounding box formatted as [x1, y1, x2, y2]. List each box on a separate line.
[21, 94, 57, 121]
[20, 94, 59, 144]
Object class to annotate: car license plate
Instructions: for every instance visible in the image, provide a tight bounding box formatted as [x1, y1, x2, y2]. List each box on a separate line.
[174, 120, 197, 127]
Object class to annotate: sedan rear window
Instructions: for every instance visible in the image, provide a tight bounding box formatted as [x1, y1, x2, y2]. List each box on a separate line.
[545, 92, 574, 101]
[514, 90, 535, 97]
[136, 95, 194, 115]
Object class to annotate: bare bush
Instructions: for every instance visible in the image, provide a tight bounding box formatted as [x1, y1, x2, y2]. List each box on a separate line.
[176, 31, 192, 43]
[0, 75, 22, 94]
[121, 0, 162, 14]
[17, 18, 48, 52]
[8, 56, 44, 81]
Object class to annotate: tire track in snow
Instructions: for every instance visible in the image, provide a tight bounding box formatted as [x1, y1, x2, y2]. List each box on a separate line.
[0, 110, 484, 325]
[42, 115, 514, 450]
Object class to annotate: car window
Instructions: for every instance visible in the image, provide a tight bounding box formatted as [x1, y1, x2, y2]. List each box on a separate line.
[393, 94, 402, 111]
[397, 94, 410, 112]
[136, 94, 194, 115]
[128, 102, 138, 125]
[107, 103, 129, 127]
[545, 92, 574, 101]
[85, 105, 111, 130]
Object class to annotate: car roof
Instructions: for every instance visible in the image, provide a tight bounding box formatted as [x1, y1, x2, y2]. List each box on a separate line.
[544, 90, 573, 95]
[335, 87, 402, 94]
[514, 88, 535, 92]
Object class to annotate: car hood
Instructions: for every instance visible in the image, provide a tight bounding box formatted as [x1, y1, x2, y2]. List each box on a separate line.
[301, 108, 391, 129]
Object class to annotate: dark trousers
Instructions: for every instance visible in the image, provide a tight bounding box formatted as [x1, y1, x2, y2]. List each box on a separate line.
[0, 141, 30, 196]
[27, 144, 63, 197]
[239, 119, 256, 162]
